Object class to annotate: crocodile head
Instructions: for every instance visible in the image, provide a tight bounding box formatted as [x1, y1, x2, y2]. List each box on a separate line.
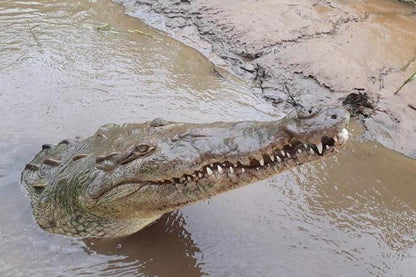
[21, 106, 349, 238]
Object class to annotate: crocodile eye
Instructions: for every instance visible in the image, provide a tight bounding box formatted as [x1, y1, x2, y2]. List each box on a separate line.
[117, 144, 156, 166]
[135, 144, 153, 153]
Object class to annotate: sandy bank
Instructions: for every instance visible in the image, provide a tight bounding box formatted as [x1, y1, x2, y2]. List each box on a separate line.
[117, 0, 416, 157]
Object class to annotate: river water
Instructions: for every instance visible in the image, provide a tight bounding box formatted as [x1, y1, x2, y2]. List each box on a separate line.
[0, 0, 415, 276]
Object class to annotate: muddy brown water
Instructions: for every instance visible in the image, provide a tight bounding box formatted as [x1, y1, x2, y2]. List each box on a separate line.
[0, 0, 415, 276]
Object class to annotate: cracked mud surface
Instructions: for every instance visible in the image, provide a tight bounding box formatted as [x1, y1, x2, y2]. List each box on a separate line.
[117, 0, 416, 157]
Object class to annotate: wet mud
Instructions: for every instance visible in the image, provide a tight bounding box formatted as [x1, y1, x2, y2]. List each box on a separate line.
[118, 0, 416, 158]
[0, 0, 416, 276]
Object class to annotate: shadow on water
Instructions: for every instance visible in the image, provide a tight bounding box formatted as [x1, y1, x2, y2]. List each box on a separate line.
[83, 212, 205, 277]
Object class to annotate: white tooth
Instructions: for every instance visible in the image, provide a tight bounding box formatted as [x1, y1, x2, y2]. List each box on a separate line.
[317, 143, 323, 154]
[276, 155, 282, 163]
[206, 167, 213, 175]
[333, 136, 338, 143]
[241, 168, 246, 173]
[198, 172, 203, 178]
[297, 149, 302, 153]
[287, 153, 291, 158]
[337, 128, 349, 143]
[187, 176, 192, 182]
[304, 143, 308, 148]
[217, 165, 224, 174]
[210, 163, 214, 167]
[326, 145, 330, 150]
[270, 155, 275, 162]
[310, 148, 315, 155]
[180, 177, 185, 182]
[192, 174, 196, 178]
[229, 166, 234, 174]
[259, 159, 264, 166]
[280, 150, 285, 157]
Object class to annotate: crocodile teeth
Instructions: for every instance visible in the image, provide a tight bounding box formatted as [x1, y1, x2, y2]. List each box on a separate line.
[176, 128, 349, 182]
[337, 128, 349, 143]
[316, 143, 323, 154]
[206, 167, 213, 175]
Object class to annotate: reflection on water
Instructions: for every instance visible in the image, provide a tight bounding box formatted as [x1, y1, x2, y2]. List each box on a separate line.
[83, 212, 204, 277]
[0, 0, 416, 276]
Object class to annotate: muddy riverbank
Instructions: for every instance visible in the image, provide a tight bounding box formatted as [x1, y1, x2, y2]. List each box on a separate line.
[117, 0, 416, 158]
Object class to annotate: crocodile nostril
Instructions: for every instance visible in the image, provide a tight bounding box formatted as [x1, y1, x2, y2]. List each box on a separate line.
[297, 106, 320, 119]
[331, 114, 337, 119]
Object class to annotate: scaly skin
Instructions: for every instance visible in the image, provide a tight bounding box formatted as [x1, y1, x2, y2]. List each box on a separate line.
[21, 106, 349, 238]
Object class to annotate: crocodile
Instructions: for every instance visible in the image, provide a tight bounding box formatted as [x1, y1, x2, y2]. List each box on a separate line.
[21, 106, 350, 238]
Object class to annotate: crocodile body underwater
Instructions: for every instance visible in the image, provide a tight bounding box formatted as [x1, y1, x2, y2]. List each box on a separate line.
[21, 106, 350, 238]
